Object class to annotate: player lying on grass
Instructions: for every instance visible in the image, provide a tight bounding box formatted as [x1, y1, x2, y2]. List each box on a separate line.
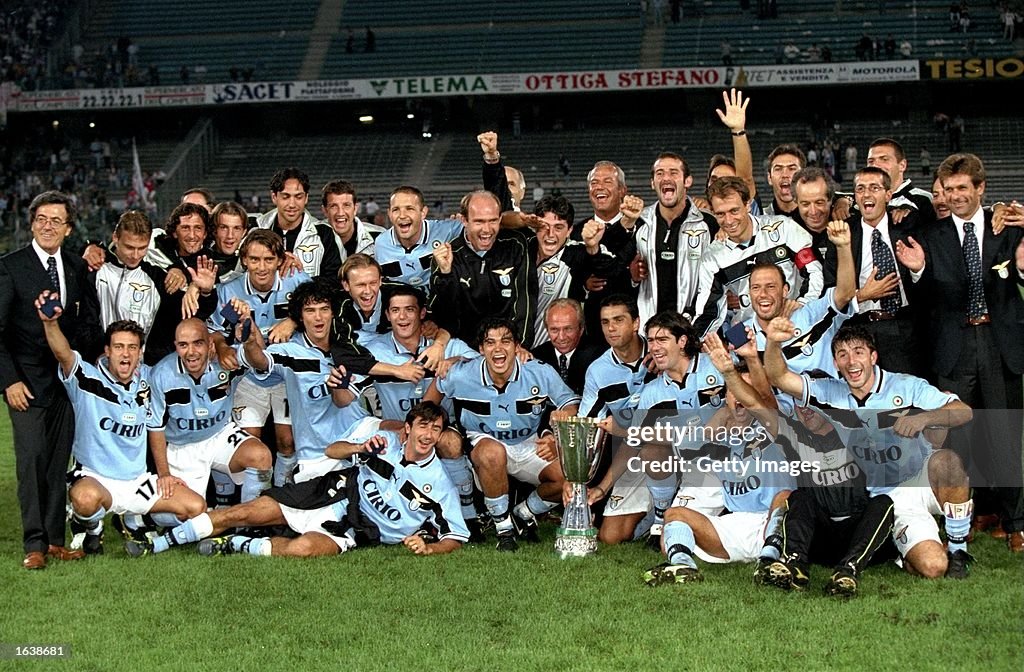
[125, 401, 468, 558]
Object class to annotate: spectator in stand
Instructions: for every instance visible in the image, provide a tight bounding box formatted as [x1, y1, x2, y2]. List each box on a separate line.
[783, 41, 801, 63]
[884, 35, 896, 58]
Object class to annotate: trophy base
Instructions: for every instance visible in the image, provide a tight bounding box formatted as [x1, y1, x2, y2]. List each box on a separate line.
[555, 527, 598, 558]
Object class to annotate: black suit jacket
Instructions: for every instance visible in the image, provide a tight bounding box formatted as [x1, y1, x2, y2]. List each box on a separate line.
[0, 245, 103, 407]
[830, 210, 921, 301]
[532, 338, 607, 395]
[915, 209, 1024, 376]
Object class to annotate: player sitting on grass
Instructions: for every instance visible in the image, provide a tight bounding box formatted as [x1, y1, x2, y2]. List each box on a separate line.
[125, 402, 468, 558]
[763, 322, 973, 595]
[36, 291, 206, 555]
[643, 333, 792, 586]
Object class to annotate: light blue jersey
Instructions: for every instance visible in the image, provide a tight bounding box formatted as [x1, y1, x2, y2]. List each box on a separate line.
[374, 219, 463, 291]
[746, 288, 855, 378]
[800, 366, 958, 492]
[241, 332, 369, 462]
[434, 358, 580, 445]
[364, 333, 478, 420]
[60, 353, 151, 480]
[147, 353, 248, 444]
[686, 420, 795, 513]
[580, 339, 657, 428]
[636, 353, 728, 415]
[342, 424, 469, 544]
[210, 271, 311, 338]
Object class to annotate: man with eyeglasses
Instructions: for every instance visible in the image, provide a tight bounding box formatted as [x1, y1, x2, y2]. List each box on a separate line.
[837, 166, 924, 376]
[0, 191, 103, 570]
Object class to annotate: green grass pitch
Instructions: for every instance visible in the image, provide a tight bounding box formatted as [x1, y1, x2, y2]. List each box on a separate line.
[0, 412, 1021, 672]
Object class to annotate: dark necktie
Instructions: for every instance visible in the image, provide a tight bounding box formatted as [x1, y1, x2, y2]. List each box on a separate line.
[963, 221, 988, 319]
[558, 353, 569, 382]
[46, 256, 60, 294]
[870, 229, 901, 315]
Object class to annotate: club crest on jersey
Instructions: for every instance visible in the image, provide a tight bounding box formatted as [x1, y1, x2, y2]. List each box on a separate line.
[540, 263, 559, 281]
[608, 495, 624, 510]
[296, 243, 319, 263]
[493, 267, 514, 286]
[135, 382, 151, 407]
[129, 282, 151, 303]
[761, 219, 783, 244]
[992, 260, 1010, 279]
[232, 406, 246, 422]
[523, 395, 548, 414]
[791, 331, 814, 357]
[407, 489, 433, 512]
[684, 229, 704, 248]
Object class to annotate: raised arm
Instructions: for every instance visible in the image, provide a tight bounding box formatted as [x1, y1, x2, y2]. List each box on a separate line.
[763, 317, 806, 401]
[716, 88, 756, 201]
[36, 290, 77, 378]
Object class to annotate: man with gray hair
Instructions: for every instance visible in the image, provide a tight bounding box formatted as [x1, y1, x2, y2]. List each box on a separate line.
[531, 298, 606, 395]
[573, 160, 644, 335]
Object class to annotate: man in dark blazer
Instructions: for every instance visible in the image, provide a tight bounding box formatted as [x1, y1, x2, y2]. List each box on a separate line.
[0, 191, 103, 569]
[895, 153, 1024, 552]
[825, 166, 926, 376]
[531, 298, 607, 395]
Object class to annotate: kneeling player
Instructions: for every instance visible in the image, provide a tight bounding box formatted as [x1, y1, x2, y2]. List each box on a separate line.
[888, 448, 974, 579]
[37, 292, 206, 554]
[425, 318, 580, 552]
[126, 402, 467, 558]
[147, 318, 273, 506]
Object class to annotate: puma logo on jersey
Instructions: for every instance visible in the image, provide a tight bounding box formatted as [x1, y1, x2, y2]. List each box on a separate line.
[459, 277, 472, 287]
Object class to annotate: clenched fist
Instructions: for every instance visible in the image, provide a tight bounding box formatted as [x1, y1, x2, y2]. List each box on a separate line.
[620, 194, 645, 229]
[433, 241, 454, 274]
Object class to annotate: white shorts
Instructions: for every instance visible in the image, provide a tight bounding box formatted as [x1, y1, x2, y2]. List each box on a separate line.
[672, 485, 726, 516]
[603, 468, 651, 517]
[278, 501, 356, 552]
[73, 466, 160, 516]
[294, 417, 381, 484]
[889, 464, 941, 557]
[468, 432, 552, 485]
[234, 376, 291, 428]
[166, 422, 252, 496]
[694, 510, 771, 564]
[671, 486, 773, 563]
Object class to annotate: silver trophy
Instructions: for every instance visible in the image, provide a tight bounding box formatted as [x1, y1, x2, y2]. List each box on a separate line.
[553, 416, 606, 558]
